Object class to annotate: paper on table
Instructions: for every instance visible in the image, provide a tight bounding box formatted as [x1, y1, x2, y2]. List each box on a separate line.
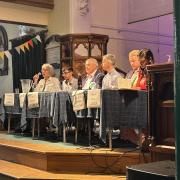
[4, 93, 14, 106]
[87, 89, 101, 108]
[72, 90, 86, 111]
[19, 93, 26, 108]
[27, 92, 39, 109]
[117, 77, 132, 89]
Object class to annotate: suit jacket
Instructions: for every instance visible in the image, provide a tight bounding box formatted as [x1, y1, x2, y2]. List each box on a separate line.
[126, 70, 134, 79]
[82, 69, 104, 89]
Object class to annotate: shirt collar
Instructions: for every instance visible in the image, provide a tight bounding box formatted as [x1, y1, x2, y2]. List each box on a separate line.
[87, 69, 97, 78]
[108, 68, 116, 75]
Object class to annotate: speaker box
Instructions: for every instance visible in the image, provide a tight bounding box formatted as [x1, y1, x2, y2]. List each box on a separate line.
[127, 160, 175, 180]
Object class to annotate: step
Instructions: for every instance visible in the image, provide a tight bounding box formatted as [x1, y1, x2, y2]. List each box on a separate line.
[0, 133, 150, 174]
[0, 160, 126, 180]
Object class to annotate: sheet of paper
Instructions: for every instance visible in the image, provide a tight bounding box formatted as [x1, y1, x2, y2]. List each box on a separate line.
[117, 77, 132, 89]
[4, 93, 14, 106]
[87, 89, 101, 108]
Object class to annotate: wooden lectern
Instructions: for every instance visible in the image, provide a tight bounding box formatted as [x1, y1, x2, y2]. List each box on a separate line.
[146, 62, 175, 161]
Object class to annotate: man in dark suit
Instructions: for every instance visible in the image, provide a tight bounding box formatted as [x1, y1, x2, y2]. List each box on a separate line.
[82, 58, 104, 89]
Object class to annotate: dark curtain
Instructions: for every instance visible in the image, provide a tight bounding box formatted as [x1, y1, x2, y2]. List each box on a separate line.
[11, 31, 46, 92]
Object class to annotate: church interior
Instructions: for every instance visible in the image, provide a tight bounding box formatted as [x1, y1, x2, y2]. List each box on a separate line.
[0, 0, 178, 179]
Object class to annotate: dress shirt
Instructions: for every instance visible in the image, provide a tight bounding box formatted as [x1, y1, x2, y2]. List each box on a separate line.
[82, 70, 97, 89]
[62, 77, 78, 91]
[102, 68, 123, 89]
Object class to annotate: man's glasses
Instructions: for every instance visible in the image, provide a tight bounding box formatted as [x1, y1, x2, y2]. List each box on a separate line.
[62, 71, 71, 74]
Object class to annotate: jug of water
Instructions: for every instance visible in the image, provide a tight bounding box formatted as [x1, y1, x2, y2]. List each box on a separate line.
[20, 79, 32, 93]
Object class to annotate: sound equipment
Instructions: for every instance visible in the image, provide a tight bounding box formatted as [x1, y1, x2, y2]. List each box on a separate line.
[127, 160, 175, 180]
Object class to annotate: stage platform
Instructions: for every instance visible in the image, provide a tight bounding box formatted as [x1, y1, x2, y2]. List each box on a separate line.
[0, 132, 150, 179]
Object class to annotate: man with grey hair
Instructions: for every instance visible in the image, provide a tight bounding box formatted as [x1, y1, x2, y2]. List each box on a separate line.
[82, 58, 104, 89]
[102, 54, 124, 89]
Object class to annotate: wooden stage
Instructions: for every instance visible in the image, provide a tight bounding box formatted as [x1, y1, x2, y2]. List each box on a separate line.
[0, 132, 150, 179]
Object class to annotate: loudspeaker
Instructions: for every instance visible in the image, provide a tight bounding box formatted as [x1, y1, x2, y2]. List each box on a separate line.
[127, 160, 175, 180]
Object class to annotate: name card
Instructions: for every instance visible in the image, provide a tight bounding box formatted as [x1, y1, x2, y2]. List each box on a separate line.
[72, 90, 85, 111]
[117, 77, 132, 89]
[87, 89, 101, 108]
[19, 93, 26, 108]
[27, 92, 39, 109]
[4, 93, 14, 106]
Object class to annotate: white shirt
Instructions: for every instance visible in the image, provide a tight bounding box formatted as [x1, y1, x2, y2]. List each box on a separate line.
[102, 68, 123, 89]
[62, 77, 78, 91]
[34, 77, 61, 92]
[82, 70, 97, 90]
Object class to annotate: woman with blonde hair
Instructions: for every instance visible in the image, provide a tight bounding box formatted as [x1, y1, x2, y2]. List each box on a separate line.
[33, 63, 61, 92]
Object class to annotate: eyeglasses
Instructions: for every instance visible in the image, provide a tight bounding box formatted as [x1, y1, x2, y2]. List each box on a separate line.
[62, 71, 70, 74]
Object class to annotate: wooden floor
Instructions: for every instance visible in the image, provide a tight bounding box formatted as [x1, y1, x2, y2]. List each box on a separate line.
[0, 132, 150, 179]
[0, 160, 126, 180]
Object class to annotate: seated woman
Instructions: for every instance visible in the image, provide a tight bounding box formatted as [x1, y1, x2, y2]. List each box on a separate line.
[132, 48, 154, 90]
[33, 63, 61, 92]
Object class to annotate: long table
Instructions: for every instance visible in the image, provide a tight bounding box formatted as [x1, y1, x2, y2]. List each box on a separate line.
[0, 90, 147, 148]
[100, 89, 147, 148]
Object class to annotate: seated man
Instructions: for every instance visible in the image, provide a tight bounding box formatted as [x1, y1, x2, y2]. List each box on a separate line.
[126, 49, 140, 83]
[82, 58, 104, 89]
[121, 49, 154, 149]
[62, 67, 78, 91]
[33, 63, 61, 92]
[102, 54, 124, 89]
[120, 50, 141, 145]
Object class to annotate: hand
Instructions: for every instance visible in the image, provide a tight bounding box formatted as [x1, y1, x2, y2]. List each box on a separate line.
[33, 73, 40, 85]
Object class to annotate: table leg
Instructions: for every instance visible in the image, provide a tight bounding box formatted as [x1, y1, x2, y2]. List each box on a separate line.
[88, 119, 91, 146]
[63, 123, 66, 143]
[75, 120, 78, 144]
[32, 118, 35, 139]
[7, 114, 12, 134]
[109, 128, 113, 150]
[37, 118, 40, 138]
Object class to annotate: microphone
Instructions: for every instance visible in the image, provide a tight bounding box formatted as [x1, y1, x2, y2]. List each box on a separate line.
[33, 72, 42, 84]
[37, 72, 41, 76]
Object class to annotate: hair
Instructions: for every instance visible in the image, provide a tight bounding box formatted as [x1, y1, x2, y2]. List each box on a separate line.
[129, 50, 140, 58]
[42, 63, 55, 77]
[86, 58, 98, 67]
[62, 66, 73, 72]
[139, 48, 154, 64]
[103, 54, 116, 66]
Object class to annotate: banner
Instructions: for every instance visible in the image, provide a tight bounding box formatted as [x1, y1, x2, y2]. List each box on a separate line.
[4, 93, 15, 106]
[87, 89, 101, 108]
[27, 92, 39, 109]
[19, 93, 26, 108]
[0, 35, 41, 61]
[72, 90, 86, 111]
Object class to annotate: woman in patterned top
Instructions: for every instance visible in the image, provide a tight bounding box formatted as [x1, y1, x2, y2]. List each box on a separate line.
[33, 63, 61, 92]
